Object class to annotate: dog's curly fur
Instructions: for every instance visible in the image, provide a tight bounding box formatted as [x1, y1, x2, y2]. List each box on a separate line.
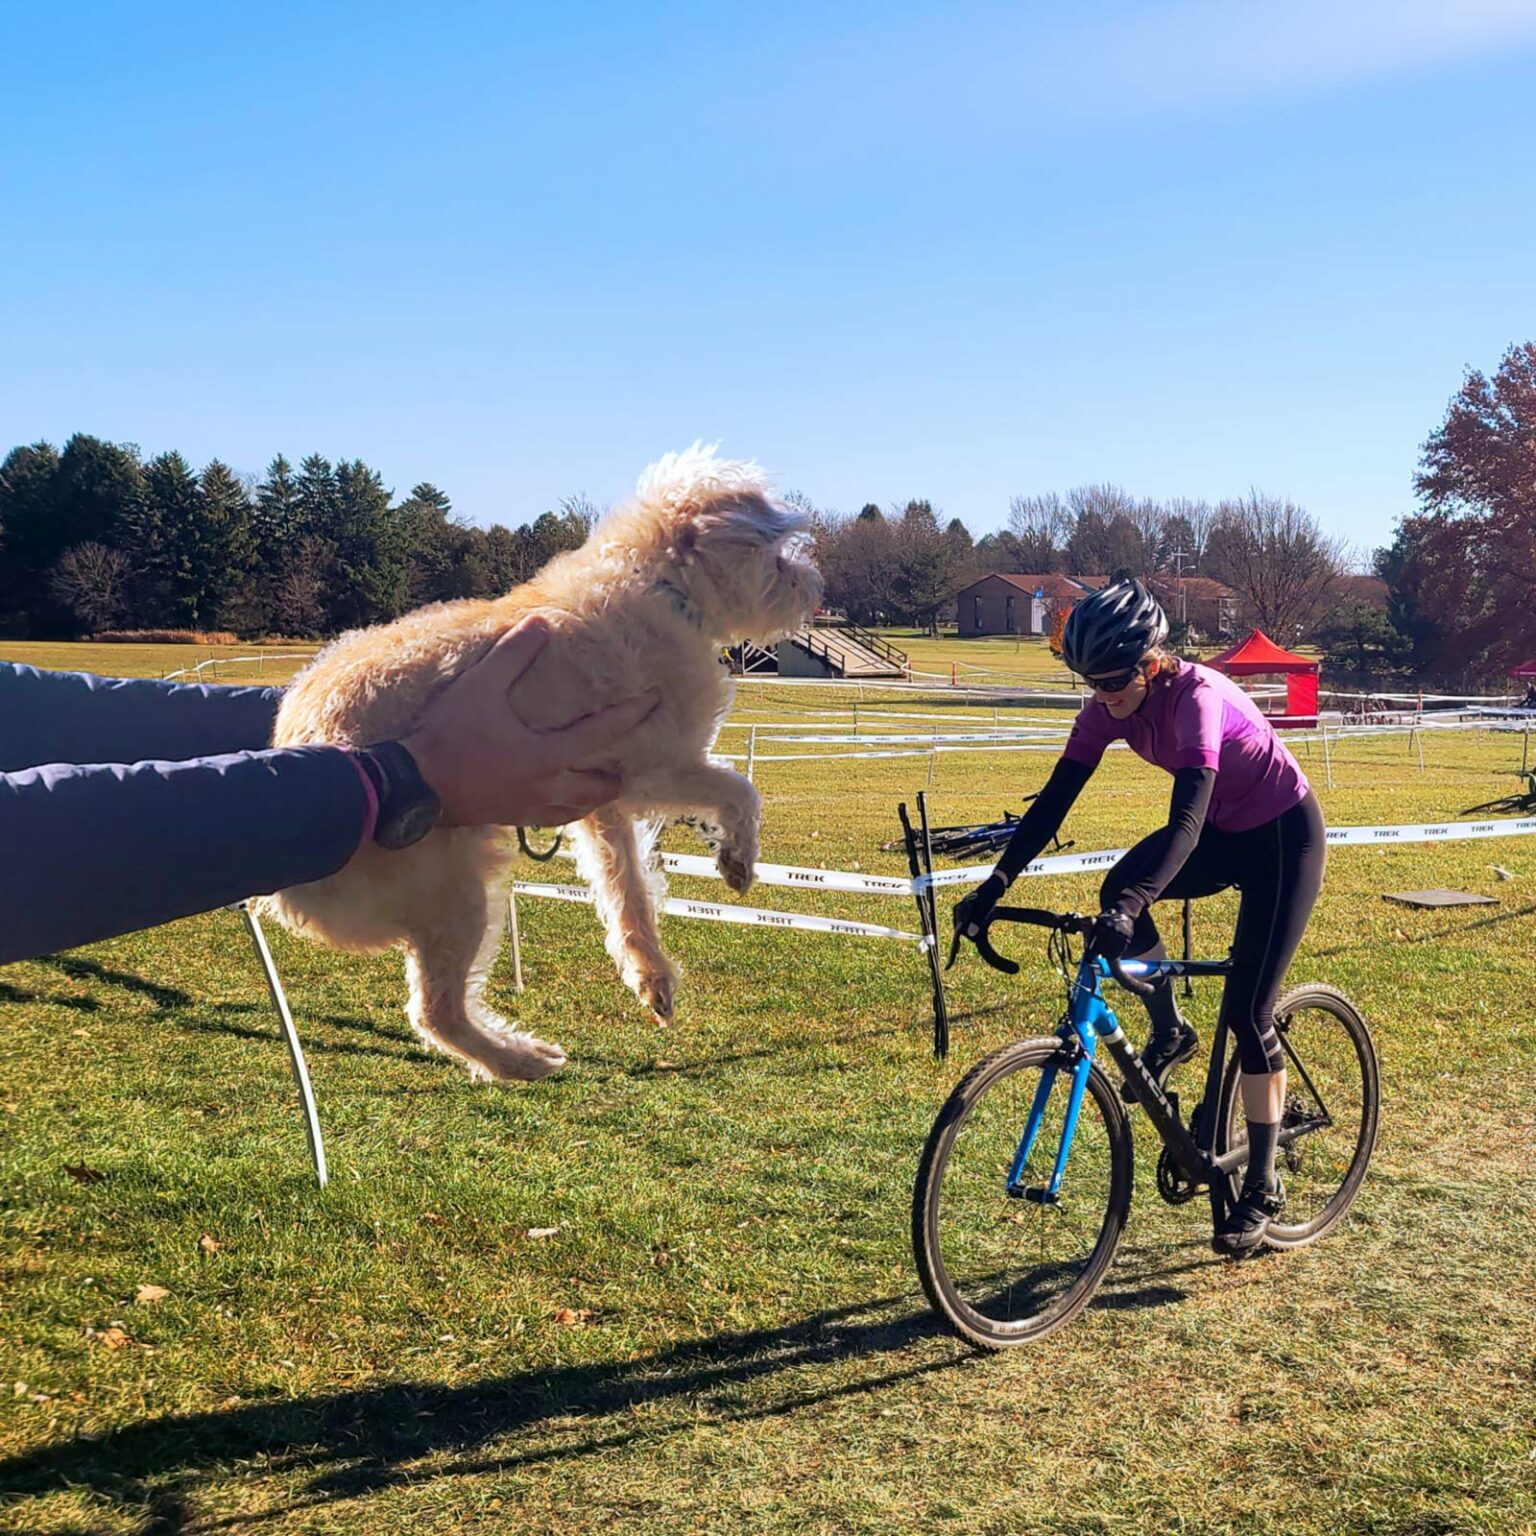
[260, 446, 822, 1081]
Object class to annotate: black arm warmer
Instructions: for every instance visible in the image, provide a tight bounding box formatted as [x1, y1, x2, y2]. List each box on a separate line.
[1109, 766, 1217, 921]
[994, 757, 1096, 882]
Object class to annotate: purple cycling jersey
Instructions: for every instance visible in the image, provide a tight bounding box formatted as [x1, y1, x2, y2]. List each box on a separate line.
[1062, 660, 1310, 833]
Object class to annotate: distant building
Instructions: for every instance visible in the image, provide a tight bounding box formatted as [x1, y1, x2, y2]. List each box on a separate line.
[1145, 575, 1241, 639]
[954, 573, 1107, 637]
[956, 570, 1242, 640]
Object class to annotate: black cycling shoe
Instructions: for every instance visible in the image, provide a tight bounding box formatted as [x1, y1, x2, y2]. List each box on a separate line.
[1120, 1018, 1199, 1103]
[1212, 1176, 1286, 1258]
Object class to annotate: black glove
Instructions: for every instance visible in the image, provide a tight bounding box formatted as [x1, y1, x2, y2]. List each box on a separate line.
[1087, 908, 1136, 961]
[954, 871, 1009, 939]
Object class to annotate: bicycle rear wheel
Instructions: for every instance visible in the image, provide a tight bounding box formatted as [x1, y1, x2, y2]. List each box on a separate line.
[913, 1037, 1133, 1348]
[1215, 984, 1379, 1248]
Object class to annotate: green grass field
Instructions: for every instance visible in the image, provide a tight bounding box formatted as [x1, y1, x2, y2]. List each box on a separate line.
[3, 645, 1534, 1534]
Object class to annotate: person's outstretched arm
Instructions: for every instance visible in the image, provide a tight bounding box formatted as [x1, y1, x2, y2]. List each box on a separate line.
[0, 747, 371, 963]
[0, 618, 658, 965]
[0, 664, 284, 772]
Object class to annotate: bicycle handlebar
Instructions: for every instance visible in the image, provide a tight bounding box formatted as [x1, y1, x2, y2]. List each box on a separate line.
[948, 904, 1157, 997]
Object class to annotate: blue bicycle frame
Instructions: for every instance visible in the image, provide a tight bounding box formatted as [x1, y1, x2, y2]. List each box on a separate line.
[1008, 953, 1236, 1203]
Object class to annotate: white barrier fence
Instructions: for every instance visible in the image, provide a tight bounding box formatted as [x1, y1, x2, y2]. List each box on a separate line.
[511, 815, 1536, 943]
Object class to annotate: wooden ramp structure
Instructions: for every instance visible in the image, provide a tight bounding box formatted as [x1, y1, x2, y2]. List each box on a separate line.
[732, 624, 909, 679]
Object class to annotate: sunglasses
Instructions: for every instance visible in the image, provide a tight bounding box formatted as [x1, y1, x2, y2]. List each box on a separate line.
[1083, 665, 1142, 694]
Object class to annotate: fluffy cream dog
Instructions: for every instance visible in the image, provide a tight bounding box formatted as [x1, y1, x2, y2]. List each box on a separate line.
[262, 446, 822, 1081]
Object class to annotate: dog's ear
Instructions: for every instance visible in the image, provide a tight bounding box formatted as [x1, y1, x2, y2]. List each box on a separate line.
[685, 491, 803, 551]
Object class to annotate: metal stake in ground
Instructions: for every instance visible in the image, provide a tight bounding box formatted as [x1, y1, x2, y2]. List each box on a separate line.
[236, 902, 328, 1188]
[918, 791, 951, 1059]
[898, 800, 950, 1059]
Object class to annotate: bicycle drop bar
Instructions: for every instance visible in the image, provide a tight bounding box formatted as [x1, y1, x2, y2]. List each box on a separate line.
[956, 905, 1157, 997]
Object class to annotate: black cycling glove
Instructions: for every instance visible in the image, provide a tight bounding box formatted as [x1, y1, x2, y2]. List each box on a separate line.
[1087, 908, 1136, 960]
[954, 871, 1009, 938]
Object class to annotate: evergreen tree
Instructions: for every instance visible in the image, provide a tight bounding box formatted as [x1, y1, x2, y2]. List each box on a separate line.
[253, 456, 302, 564]
[326, 459, 408, 629]
[53, 434, 146, 556]
[466, 524, 522, 596]
[399, 481, 477, 606]
[0, 441, 62, 632]
[291, 454, 340, 624]
[191, 460, 256, 627]
[131, 451, 203, 625]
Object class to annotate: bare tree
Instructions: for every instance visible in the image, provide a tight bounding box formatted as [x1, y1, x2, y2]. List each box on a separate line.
[273, 533, 332, 635]
[50, 541, 130, 631]
[1006, 493, 1070, 571]
[556, 493, 603, 536]
[1127, 497, 1170, 570]
[1204, 493, 1346, 640]
[1163, 497, 1215, 571]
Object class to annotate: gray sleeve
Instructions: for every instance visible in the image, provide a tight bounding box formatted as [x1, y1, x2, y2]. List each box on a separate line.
[0, 747, 369, 964]
[0, 664, 285, 773]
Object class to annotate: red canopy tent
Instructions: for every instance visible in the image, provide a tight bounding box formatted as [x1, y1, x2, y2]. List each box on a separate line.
[1509, 660, 1536, 679]
[1207, 629, 1319, 728]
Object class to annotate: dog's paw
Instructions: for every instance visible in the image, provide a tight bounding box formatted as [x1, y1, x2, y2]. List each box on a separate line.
[637, 967, 676, 1024]
[715, 829, 757, 896]
[465, 1030, 567, 1083]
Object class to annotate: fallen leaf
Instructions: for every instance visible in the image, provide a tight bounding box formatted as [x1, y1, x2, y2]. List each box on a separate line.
[552, 1307, 594, 1327]
[525, 1226, 560, 1240]
[653, 1059, 680, 1071]
[134, 1285, 170, 1305]
[198, 1234, 221, 1254]
[63, 1163, 106, 1185]
[99, 1327, 131, 1349]
[419, 1211, 446, 1226]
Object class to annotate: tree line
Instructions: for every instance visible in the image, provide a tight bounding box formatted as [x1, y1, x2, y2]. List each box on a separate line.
[815, 340, 1536, 685]
[812, 486, 1353, 647]
[0, 437, 596, 639]
[4, 341, 1530, 684]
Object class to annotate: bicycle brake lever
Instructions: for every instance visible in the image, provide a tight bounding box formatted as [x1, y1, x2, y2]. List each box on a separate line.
[972, 925, 1020, 975]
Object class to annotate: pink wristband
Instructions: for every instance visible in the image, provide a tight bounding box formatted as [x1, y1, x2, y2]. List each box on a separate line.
[348, 753, 380, 846]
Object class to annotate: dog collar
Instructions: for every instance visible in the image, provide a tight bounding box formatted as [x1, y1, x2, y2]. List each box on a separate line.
[650, 577, 704, 629]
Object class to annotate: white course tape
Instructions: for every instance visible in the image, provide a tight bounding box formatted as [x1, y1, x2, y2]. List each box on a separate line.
[917, 815, 1536, 889]
[542, 815, 1536, 902]
[715, 744, 1066, 763]
[654, 849, 914, 893]
[511, 881, 921, 942]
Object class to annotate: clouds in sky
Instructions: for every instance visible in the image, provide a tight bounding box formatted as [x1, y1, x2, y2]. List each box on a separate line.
[1048, 0, 1536, 118]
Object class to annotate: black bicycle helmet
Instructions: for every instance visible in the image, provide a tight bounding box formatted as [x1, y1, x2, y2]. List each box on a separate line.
[1060, 577, 1168, 677]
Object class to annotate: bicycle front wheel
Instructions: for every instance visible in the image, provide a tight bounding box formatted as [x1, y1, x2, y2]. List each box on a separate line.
[1216, 984, 1379, 1248]
[913, 1037, 1133, 1348]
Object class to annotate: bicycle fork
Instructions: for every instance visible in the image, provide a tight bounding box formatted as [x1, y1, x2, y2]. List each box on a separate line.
[1007, 1043, 1096, 1205]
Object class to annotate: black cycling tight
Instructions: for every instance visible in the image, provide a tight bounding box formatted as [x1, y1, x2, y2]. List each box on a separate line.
[1100, 791, 1326, 1075]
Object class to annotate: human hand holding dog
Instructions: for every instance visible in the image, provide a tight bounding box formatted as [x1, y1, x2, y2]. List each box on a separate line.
[401, 616, 660, 827]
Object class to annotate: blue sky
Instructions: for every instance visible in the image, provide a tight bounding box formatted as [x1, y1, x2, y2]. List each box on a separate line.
[3, 1, 1535, 558]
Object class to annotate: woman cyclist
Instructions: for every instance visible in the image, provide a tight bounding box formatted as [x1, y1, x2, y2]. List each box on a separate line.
[954, 578, 1326, 1257]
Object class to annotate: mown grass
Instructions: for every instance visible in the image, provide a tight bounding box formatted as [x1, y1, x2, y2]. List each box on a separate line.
[2, 647, 1534, 1534]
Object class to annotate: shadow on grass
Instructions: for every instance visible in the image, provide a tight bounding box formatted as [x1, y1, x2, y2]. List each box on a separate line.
[40, 954, 191, 1008]
[0, 978, 101, 1011]
[0, 1294, 965, 1530]
[577, 1021, 908, 1081]
[1314, 901, 1536, 957]
[174, 1001, 417, 1062]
